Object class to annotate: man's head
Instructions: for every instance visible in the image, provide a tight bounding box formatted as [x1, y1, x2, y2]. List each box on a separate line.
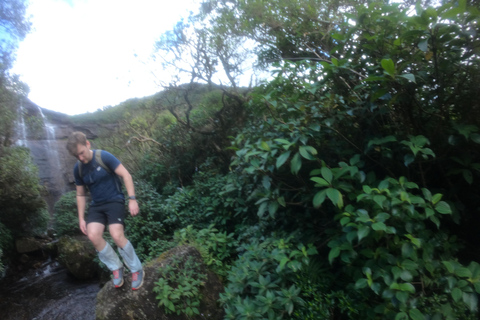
[66, 131, 93, 163]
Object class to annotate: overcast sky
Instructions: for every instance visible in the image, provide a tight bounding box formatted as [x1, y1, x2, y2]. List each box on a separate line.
[13, 0, 197, 115]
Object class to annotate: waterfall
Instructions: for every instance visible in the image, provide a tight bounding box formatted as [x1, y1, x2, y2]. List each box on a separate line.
[15, 104, 28, 147]
[36, 106, 68, 198]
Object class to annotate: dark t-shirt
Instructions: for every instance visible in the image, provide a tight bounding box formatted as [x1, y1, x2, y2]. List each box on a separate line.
[74, 150, 124, 205]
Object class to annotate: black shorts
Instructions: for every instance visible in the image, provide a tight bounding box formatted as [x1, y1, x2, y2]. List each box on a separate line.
[87, 201, 126, 226]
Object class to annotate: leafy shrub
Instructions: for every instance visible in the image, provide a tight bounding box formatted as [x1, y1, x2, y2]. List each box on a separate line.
[0, 146, 46, 236]
[220, 236, 318, 319]
[153, 255, 207, 317]
[124, 180, 169, 262]
[54, 191, 83, 236]
[174, 224, 238, 278]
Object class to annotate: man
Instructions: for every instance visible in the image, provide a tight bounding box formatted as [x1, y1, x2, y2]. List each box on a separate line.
[66, 131, 144, 290]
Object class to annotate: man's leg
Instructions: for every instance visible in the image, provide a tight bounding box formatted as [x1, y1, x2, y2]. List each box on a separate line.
[87, 222, 124, 287]
[109, 223, 144, 290]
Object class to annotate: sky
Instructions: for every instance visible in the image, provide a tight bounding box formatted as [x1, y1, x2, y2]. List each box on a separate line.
[13, 0, 197, 115]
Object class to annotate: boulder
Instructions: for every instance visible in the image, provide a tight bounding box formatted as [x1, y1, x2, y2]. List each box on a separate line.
[16, 237, 43, 253]
[96, 245, 225, 320]
[57, 235, 98, 280]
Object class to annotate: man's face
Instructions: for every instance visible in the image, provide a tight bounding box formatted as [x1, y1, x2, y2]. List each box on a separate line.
[75, 142, 93, 164]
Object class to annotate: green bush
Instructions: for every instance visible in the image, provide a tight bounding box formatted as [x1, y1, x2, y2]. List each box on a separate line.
[124, 180, 169, 262]
[0, 146, 46, 236]
[54, 191, 83, 236]
[220, 236, 318, 319]
[174, 224, 238, 278]
[153, 255, 207, 317]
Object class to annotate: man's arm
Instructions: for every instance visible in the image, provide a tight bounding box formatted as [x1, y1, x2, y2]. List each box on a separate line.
[76, 185, 88, 235]
[115, 164, 140, 217]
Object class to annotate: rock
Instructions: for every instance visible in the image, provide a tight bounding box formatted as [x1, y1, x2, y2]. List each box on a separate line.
[16, 237, 43, 253]
[96, 245, 225, 320]
[57, 236, 98, 280]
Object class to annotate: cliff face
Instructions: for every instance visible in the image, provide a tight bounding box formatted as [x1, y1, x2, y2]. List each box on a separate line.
[14, 99, 118, 212]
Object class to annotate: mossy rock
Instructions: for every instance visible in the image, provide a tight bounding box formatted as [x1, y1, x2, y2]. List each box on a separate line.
[57, 235, 97, 280]
[96, 245, 225, 320]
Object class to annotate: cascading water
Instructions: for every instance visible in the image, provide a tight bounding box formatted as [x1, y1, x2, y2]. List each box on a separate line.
[15, 104, 28, 147]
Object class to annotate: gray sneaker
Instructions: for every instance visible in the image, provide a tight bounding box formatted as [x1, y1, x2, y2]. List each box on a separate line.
[131, 269, 145, 290]
[113, 267, 124, 288]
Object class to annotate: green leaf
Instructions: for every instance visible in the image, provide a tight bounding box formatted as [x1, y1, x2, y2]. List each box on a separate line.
[452, 287, 463, 302]
[311, 177, 330, 187]
[276, 151, 291, 169]
[372, 222, 387, 231]
[456, 267, 472, 278]
[381, 58, 395, 76]
[260, 141, 270, 151]
[321, 167, 333, 184]
[398, 283, 415, 293]
[463, 292, 478, 312]
[326, 188, 344, 208]
[355, 278, 368, 289]
[328, 247, 340, 264]
[432, 193, 442, 205]
[470, 133, 480, 144]
[435, 201, 452, 214]
[398, 73, 416, 83]
[409, 309, 425, 320]
[313, 190, 327, 208]
[373, 195, 386, 208]
[290, 152, 302, 174]
[299, 145, 317, 160]
[418, 39, 428, 52]
[357, 225, 370, 242]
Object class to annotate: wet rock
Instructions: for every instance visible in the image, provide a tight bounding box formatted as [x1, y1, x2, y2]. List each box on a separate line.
[57, 236, 98, 280]
[16, 237, 43, 253]
[96, 245, 225, 320]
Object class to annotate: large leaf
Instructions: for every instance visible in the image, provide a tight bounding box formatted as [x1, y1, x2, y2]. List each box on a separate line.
[381, 58, 395, 76]
[276, 151, 291, 169]
[326, 188, 344, 208]
[290, 152, 302, 174]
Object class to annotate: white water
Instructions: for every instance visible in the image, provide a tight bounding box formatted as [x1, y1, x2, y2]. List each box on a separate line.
[16, 104, 28, 147]
[36, 106, 67, 194]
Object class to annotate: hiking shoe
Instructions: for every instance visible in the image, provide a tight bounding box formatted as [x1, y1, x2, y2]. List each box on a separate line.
[113, 267, 124, 288]
[132, 269, 145, 290]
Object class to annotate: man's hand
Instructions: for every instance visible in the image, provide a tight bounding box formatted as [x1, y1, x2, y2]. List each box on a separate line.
[129, 200, 140, 217]
[79, 219, 87, 235]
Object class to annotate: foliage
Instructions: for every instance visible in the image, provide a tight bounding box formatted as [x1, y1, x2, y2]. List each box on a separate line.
[123, 180, 171, 262]
[58, 0, 480, 318]
[153, 255, 207, 318]
[173, 224, 238, 278]
[54, 191, 83, 236]
[0, 146, 46, 236]
[0, 221, 12, 273]
[219, 236, 318, 320]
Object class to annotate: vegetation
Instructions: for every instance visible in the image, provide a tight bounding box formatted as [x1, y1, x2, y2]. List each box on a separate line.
[55, 1, 480, 318]
[0, 0, 47, 271]
[1, 0, 479, 319]
[101, 1, 478, 318]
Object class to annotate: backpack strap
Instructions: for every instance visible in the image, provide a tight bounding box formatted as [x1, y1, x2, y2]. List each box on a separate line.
[77, 150, 113, 178]
[94, 150, 113, 175]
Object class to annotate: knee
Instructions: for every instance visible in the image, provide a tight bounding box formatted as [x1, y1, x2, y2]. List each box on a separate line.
[87, 230, 103, 245]
[110, 230, 127, 247]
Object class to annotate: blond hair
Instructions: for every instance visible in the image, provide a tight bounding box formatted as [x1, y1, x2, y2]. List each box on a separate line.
[66, 131, 88, 155]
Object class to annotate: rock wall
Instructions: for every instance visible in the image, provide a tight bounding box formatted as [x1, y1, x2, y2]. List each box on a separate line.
[14, 99, 118, 212]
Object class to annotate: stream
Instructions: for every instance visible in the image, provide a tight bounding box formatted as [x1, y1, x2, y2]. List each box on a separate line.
[0, 258, 99, 320]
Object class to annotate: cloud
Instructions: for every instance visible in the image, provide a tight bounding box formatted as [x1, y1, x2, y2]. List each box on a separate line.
[13, 0, 195, 115]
